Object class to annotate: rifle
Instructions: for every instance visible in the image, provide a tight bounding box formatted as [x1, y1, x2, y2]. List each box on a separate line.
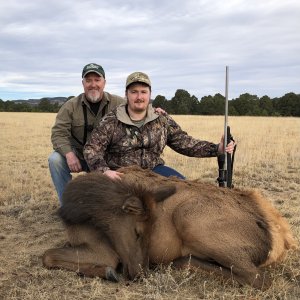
[217, 66, 236, 188]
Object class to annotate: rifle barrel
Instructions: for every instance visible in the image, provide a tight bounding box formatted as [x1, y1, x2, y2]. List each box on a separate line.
[224, 66, 229, 186]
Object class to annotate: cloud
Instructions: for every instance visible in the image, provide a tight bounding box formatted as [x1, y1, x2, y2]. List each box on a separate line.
[0, 0, 299, 100]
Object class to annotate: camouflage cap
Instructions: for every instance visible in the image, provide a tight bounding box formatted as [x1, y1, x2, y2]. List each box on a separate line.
[126, 72, 151, 88]
[82, 63, 105, 78]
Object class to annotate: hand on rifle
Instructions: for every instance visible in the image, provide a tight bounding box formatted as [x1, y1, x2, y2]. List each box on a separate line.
[218, 135, 236, 154]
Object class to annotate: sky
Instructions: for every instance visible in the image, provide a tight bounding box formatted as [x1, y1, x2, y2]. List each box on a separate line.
[0, 0, 299, 101]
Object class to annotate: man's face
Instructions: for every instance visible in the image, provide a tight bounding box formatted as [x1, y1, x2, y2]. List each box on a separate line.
[126, 83, 151, 113]
[82, 73, 106, 103]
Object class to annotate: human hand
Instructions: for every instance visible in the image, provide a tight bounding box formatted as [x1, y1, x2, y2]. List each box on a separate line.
[103, 170, 124, 180]
[218, 136, 236, 154]
[154, 107, 167, 115]
[66, 152, 82, 173]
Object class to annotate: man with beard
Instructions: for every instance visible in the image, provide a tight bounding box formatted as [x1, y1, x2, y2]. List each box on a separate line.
[84, 71, 235, 181]
[49, 63, 125, 203]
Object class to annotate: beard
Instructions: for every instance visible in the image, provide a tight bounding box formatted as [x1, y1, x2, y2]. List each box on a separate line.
[86, 90, 101, 103]
[132, 100, 148, 112]
[132, 105, 146, 113]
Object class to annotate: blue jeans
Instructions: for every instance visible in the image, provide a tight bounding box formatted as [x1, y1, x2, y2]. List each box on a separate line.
[48, 151, 89, 204]
[152, 165, 186, 179]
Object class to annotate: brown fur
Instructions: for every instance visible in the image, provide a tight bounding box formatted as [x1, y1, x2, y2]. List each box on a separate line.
[43, 172, 176, 280]
[43, 166, 298, 289]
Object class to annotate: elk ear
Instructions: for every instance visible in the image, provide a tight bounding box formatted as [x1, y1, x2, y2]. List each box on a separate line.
[153, 185, 176, 202]
[122, 196, 145, 215]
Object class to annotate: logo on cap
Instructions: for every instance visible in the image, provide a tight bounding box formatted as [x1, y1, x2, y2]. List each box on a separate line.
[86, 63, 98, 70]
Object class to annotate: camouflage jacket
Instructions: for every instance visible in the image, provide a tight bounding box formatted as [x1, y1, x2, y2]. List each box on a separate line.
[51, 92, 125, 160]
[84, 104, 219, 172]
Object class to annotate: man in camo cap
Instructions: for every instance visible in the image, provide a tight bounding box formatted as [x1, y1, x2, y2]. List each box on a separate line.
[84, 71, 236, 180]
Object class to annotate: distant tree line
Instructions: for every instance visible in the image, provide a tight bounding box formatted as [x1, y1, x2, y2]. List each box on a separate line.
[152, 91, 300, 116]
[0, 97, 73, 113]
[1, 91, 300, 116]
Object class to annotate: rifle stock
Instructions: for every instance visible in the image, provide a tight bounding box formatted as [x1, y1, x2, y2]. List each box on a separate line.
[217, 126, 235, 188]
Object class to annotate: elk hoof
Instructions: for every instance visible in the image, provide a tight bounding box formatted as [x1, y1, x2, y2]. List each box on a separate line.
[105, 267, 119, 282]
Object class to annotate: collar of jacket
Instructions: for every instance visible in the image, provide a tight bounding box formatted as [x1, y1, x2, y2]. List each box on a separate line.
[116, 104, 159, 126]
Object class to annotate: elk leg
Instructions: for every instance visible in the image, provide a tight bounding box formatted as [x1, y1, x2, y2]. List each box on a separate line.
[206, 253, 272, 290]
[42, 245, 119, 281]
[172, 255, 234, 275]
[172, 255, 271, 290]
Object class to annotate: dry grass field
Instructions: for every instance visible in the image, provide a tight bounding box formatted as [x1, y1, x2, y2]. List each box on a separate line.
[0, 112, 299, 300]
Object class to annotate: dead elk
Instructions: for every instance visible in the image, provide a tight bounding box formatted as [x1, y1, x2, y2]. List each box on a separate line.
[43, 172, 176, 281]
[43, 166, 298, 290]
